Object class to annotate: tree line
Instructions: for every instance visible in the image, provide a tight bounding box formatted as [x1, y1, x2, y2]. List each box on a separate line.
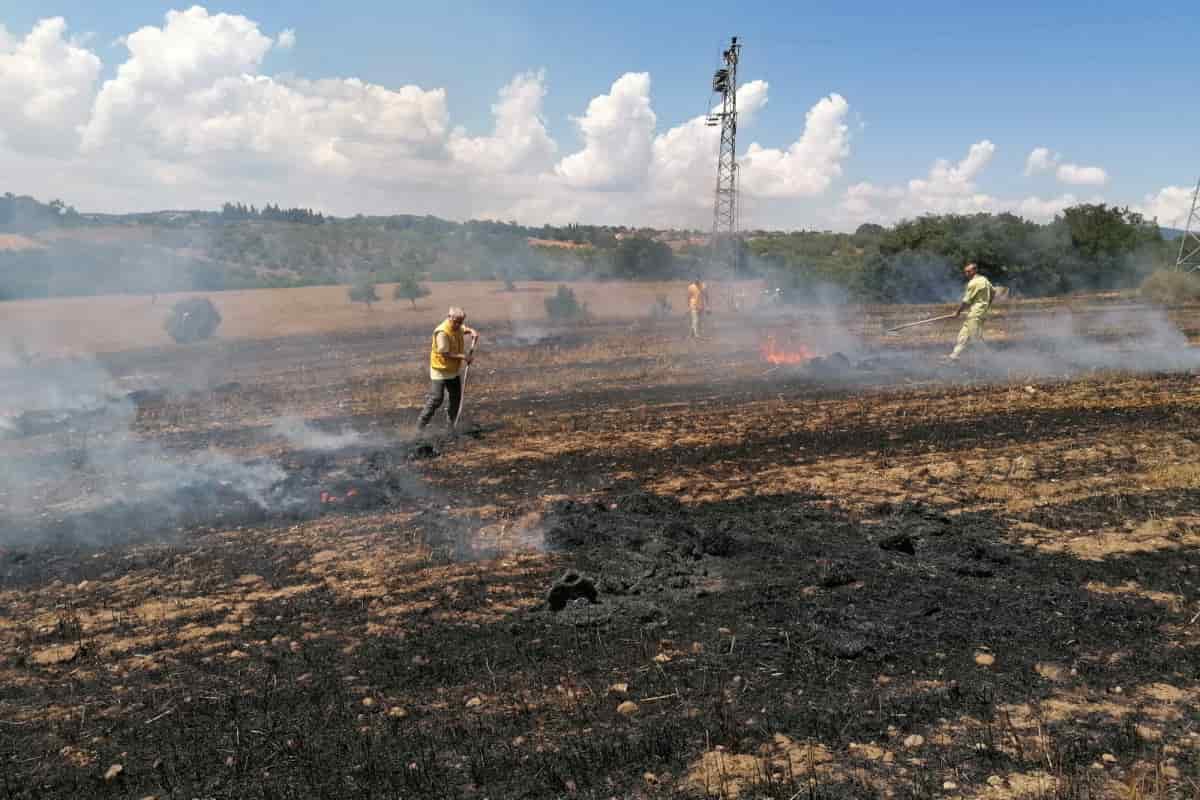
[0, 192, 1182, 303]
[220, 202, 326, 224]
[749, 205, 1175, 302]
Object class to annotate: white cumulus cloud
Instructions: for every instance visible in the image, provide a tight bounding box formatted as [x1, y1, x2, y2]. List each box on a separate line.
[8, 6, 1165, 231]
[1023, 145, 1107, 186]
[81, 7, 275, 151]
[732, 79, 770, 123]
[912, 139, 995, 194]
[0, 18, 101, 153]
[837, 140, 996, 225]
[465, 78, 842, 228]
[79, 7, 450, 178]
[739, 93, 850, 199]
[1055, 163, 1107, 186]
[555, 72, 656, 190]
[449, 70, 556, 173]
[646, 79, 771, 214]
[837, 141, 1113, 228]
[1024, 146, 1058, 175]
[1137, 185, 1197, 227]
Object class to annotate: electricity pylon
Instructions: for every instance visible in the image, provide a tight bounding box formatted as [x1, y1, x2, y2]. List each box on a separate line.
[1175, 177, 1200, 273]
[707, 36, 741, 276]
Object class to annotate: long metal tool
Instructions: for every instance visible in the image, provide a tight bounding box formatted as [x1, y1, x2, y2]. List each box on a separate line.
[451, 335, 478, 431]
[884, 313, 956, 335]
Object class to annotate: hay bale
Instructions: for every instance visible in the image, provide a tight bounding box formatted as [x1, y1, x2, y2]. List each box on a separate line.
[165, 298, 222, 344]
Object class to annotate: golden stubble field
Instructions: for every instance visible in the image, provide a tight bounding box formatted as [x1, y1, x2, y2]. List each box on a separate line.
[1, 286, 1199, 799]
[0, 281, 764, 361]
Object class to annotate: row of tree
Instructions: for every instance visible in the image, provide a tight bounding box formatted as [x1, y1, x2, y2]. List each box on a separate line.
[0, 192, 1181, 304]
[749, 205, 1174, 303]
[219, 202, 326, 224]
[348, 274, 431, 309]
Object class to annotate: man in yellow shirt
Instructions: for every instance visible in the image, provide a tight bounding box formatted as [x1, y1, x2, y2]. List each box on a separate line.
[686, 276, 709, 338]
[416, 306, 479, 430]
[948, 262, 996, 361]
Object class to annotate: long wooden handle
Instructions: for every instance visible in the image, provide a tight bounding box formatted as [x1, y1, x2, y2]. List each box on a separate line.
[452, 337, 478, 430]
[885, 313, 956, 333]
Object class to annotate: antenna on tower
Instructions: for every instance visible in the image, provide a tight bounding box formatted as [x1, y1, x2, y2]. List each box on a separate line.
[1175, 177, 1200, 273]
[707, 36, 741, 276]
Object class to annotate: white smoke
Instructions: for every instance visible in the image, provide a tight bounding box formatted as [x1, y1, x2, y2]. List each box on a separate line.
[270, 415, 368, 451]
[0, 348, 287, 547]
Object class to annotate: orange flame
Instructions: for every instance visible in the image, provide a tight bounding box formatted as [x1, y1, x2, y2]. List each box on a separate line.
[760, 335, 815, 365]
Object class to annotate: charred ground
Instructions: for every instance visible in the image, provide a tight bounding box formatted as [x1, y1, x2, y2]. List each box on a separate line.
[2, 299, 1199, 799]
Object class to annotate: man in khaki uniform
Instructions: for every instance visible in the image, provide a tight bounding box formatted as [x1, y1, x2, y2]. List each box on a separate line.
[416, 307, 479, 430]
[686, 276, 709, 338]
[948, 262, 996, 361]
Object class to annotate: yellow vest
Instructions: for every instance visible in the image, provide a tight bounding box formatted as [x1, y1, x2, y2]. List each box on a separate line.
[688, 282, 707, 311]
[429, 319, 465, 376]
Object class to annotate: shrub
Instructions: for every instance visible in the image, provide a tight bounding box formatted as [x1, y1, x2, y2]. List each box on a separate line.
[544, 285, 588, 321]
[1139, 270, 1200, 305]
[392, 275, 431, 308]
[165, 297, 222, 344]
[348, 281, 380, 309]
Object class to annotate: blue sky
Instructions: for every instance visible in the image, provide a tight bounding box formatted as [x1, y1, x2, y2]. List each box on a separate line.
[2, 1, 1197, 228]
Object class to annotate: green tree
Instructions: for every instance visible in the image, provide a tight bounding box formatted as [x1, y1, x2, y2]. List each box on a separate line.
[1054, 204, 1164, 290]
[545, 285, 588, 320]
[612, 237, 675, 279]
[348, 281, 380, 309]
[392, 273, 431, 308]
[1059, 204, 1158, 260]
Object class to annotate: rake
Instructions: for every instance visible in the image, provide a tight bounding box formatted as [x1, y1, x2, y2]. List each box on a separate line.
[884, 313, 956, 336]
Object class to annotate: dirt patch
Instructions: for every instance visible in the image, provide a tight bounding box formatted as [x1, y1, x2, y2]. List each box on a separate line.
[685, 736, 836, 798]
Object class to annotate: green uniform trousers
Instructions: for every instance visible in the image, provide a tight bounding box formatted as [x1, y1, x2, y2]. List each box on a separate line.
[950, 316, 985, 359]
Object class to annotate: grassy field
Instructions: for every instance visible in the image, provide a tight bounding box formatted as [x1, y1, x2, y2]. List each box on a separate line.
[1, 288, 1199, 799]
[0, 281, 765, 363]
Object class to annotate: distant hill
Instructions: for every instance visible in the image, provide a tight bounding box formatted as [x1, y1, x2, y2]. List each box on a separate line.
[0, 193, 699, 300]
[0, 193, 1184, 303]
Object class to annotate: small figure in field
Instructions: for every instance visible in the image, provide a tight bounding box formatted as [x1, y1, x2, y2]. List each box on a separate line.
[947, 262, 1001, 361]
[416, 306, 479, 430]
[687, 276, 710, 338]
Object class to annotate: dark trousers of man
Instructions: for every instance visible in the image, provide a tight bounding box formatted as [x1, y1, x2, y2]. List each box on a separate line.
[416, 377, 462, 428]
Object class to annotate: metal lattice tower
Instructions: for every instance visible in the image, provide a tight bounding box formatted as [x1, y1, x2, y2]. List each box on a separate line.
[707, 36, 741, 275]
[1175, 177, 1200, 273]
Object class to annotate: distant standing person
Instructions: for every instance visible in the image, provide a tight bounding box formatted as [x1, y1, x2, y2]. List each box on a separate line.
[687, 276, 710, 338]
[947, 262, 996, 361]
[416, 307, 479, 430]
